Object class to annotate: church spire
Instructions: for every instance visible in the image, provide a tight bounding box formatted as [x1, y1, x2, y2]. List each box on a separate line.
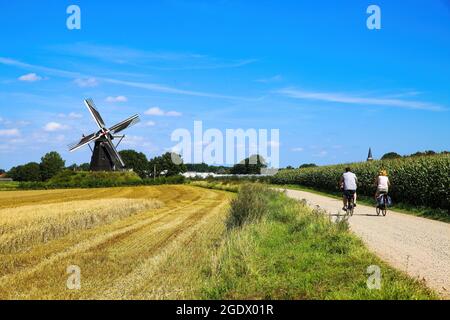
[367, 148, 374, 161]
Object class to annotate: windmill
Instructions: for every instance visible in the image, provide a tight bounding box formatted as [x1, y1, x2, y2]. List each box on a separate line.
[68, 99, 140, 171]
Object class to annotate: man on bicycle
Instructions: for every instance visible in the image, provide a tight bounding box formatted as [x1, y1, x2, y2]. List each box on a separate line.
[339, 167, 358, 211]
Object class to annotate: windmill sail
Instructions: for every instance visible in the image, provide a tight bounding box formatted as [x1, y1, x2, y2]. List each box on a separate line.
[109, 114, 140, 134]
[84, 99, 106, 129]
[104, 135, 126, 168]
[68, 132, 99, 152]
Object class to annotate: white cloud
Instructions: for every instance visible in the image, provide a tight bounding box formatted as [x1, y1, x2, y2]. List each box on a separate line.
[44, 122, 69, 132]
[277, 88, 445, 111]
[145, 121, 156, 127]
[291, 147, 304, 152]
[106, 95, 128, 103]
[58, 112, 82, 119]
[121, 135, 157, 152]
[145, 107, 165, 116]
[144, 107, 182, 117]
[74, 77, 98, 88]
[68, 112, 82, 119]
[165, 111, 182, 117]
[18, 73, 42, 82]
[0, 128, 20, 136]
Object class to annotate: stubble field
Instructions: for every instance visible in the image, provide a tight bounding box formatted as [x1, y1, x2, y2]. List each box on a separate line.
[0, 185, 231, 299]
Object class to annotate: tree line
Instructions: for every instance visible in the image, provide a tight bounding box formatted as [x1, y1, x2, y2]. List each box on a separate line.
[4, 150, 187, 182]
[3, 151, 271, 182]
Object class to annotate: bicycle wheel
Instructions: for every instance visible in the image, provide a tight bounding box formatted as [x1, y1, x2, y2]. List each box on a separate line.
[348, 202, 354, 216]
[382, 196, 388, 216]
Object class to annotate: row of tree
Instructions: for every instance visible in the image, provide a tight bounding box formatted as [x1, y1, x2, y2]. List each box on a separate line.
[7, 152, 66, 182]
[184, 163, 231, 174]
[4, 150, 188, 182]
[380, 150, 449, 160]
[118, 150, 187, 178]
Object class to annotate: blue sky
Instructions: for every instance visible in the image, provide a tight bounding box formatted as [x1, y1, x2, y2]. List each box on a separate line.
[0, 0, 449, 170]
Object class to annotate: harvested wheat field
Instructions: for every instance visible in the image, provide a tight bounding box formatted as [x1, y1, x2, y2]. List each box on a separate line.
[0, 185, 231, 299]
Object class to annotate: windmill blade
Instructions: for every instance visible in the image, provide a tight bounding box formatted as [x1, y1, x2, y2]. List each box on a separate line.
[104, 135, 125, 168]
[84, 98, 106, 129]
[109, 115, 140, 134]
[68, 132, 99, 152]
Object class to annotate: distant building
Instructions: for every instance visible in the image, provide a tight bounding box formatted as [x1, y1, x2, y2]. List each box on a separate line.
[367, 148, 374, 161]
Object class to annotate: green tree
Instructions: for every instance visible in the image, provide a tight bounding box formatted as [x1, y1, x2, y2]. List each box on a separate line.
[40, 151, 65, 181]
[381, 152, 402, 160]
[66, 163, 78, 171]
[8, 162, 42, 181]
[119, 149, 149, 178]
[230, 155, 267, 174]
[78, 163, 91, 171]
[409, 150, 436, 157]
[148, 152, 186, 177]
[299, 163, 317, 169]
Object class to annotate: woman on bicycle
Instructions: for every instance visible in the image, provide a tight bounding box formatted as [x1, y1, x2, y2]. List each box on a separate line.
[374, 169, 390, 200]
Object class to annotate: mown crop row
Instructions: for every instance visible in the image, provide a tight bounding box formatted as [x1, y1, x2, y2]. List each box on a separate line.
[272, 155, 450, 210]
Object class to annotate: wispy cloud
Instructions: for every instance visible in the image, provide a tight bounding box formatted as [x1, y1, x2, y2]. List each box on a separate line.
[291, 147, 304, 152]
[0, 57, 253, 101]
[0, 128, 20, 137]
[105, 95, 128, 103]
[256, 75, 283, 83]
[277, 88, 445, 111]
[18, 73, 42, 82]
[145, 107, 182, 117]
[74, 77, 98, 88]
[58, 112, 82, 119]
[50, 43, 256, 70]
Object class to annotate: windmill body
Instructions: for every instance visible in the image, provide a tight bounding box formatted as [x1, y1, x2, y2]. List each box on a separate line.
[68, 99, 140, 171]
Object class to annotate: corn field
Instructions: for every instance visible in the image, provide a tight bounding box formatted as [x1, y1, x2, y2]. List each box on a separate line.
[272, 155, 450, 210]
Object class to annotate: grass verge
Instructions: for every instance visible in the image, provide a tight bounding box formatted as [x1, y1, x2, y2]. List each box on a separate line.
[202, 184, 437, 299]
[0, 181, 19, 191]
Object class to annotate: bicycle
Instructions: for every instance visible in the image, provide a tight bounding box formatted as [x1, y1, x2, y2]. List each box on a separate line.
[344, 190, 355, 216]
[376, 192, 388, 216]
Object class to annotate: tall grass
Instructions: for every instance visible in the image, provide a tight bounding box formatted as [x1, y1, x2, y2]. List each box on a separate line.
[0, 198, 162, 253]
[202, 184, 436, 299]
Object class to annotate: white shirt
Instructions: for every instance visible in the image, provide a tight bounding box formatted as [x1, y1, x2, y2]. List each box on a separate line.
[342, 172, 357, 190]
[377, 176, 389, 190]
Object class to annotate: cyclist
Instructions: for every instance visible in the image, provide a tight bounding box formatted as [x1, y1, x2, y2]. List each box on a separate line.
[375, 169, 390, 201]
[339, 167, 358, 211]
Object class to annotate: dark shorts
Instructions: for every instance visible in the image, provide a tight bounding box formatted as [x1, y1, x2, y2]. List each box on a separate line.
[343, 190, 356, 198]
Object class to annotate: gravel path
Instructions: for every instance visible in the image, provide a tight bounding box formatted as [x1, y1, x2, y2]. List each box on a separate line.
[282, 188, 450, 299]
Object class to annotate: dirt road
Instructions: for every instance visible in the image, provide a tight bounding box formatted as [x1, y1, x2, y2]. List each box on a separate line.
[282, 188, 450, 298]
[0, 185, 230, 299]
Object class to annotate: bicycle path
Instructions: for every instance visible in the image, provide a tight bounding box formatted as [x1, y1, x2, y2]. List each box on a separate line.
[281, 188, 450, 299]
